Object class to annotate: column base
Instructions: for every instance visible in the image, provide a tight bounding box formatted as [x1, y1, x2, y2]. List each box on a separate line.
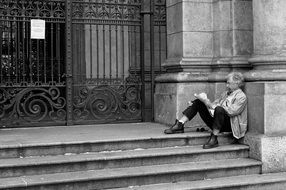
[244, 133, 286, 173]
[244, 81, 286, 173]
[245, 55, 286, 81]
[245, 70, 286, 81]
[245, 82, 286, 135]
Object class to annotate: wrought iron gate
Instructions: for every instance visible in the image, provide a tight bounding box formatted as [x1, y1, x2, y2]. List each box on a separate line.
[69, 0, 143, 124]
[0, 0, 166, 127]
[0, 1, 67, 127]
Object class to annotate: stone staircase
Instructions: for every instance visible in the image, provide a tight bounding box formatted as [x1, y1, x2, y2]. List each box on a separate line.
[0, 123, 285, 189]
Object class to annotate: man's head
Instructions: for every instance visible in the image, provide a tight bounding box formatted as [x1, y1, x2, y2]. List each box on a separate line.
[226, 72, 244, 93]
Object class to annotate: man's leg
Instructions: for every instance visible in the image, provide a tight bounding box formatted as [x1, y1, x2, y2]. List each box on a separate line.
[164, 99, 213, 134]
[212, 106, 231, 134]
[183, 99, 214, 128]
[203, 106, 231, 149]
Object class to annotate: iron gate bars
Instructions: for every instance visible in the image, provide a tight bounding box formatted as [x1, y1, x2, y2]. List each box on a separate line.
[140, 0, 167, 121]
[0, 1, 67, 127]
[0, 0, 166, 127]
[70, 0, 143, 124]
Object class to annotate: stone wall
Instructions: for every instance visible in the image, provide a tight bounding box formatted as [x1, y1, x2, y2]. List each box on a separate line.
[243, 0, 286, 173]
[155, 0, 253, 126]
[156, 0, 286, 173]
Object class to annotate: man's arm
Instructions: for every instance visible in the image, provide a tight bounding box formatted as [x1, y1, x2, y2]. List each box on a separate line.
[222, 94, 247, 116]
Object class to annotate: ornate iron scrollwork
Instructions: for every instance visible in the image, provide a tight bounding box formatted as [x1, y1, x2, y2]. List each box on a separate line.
[72, 0, 141, 24]
[0, 87, 66, 126]
[0, 0, 66, 21]
[0, 0, 67, 127]
[0, 0, 166, 126]
[73, 77, 141, 122]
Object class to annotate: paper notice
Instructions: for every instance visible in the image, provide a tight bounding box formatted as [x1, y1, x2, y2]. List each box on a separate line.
[31, 19, 45, 39]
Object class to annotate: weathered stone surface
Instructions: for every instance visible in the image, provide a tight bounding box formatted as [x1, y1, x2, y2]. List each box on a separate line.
[166, 0, 215, 63]
[233, 30, 253, 56]
[213, 31, 232, 57]
[261, 136, 286, 172]
[243, 133, 263, 161]
[245, 82, 286, 135]
[245, 133, 286, 173]
[167, 33, 183, 59]
[183, 1, 212, 32]
[183, 32, 213, 57]
[246, 0, 286, 81]
[166, 2, 183, 35]
[233, 0, 253, 30]
[155, 72, 210, 82]
[245, 81, 286, 95]
[154, 83, 178, 125]
[245, 69, 286, 81]
[213, 0, 231, 31]
[245, 82, 286, 172]
[265, 95, 286, 135]
[154, 81, 210, 127]
[212, 0, 253, 67]
[246, 94, 264, 134]
[253, 0, 286, 56]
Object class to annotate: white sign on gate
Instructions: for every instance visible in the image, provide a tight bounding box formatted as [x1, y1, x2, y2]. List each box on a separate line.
[31, 19, 45, 39]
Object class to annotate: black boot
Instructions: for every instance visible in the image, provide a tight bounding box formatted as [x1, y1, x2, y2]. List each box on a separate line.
[203, 133, 218, 149]
[164, 119, 184, 134]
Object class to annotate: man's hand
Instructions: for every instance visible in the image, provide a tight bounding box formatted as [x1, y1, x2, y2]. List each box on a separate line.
[194, 92, 220, 109]
[194, 92, 208, 102]
[194, 93, 212, 108]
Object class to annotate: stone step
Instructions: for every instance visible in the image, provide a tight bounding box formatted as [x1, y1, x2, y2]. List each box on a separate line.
[0, 144, 249, 178]
[0, 132, 233, 159]
[0, 158, 261, 190]
[109, 172, 286, 190]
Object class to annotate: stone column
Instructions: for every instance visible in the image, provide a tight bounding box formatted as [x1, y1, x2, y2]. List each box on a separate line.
[244, 0, 286, 173]
[210, 0, 253, 81]
[154, 0, 214, 127]
[154, 0, 253, 127]
[209, 0, 253, 101]
[245, 0, 286, 81]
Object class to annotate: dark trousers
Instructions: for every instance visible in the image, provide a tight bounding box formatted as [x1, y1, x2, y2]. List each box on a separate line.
[182, 99, 231, 132]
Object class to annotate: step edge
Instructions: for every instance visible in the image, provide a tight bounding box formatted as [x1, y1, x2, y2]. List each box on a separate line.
[109, 173, 286, 190]
[0, 145, 249, 168]
[0, 158, 262, 186]
[0, 133, 233, 149]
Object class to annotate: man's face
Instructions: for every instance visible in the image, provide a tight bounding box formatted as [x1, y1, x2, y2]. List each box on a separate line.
[226, 77, 239, 93]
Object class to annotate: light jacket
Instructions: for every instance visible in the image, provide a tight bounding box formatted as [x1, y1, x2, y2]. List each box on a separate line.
[214, 89, 247, 139]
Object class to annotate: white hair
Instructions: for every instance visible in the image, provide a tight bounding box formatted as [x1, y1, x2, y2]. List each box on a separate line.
[227, 72, 244, 88]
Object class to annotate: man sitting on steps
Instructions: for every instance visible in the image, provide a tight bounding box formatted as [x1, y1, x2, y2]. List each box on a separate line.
[164, 72, 247, 149]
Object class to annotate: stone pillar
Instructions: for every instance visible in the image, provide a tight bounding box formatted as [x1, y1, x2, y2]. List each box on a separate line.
[154, 0, 253, 127]
[244, 0, 286, 173]
[210, 0, 253, 98]
[154, 0, 214, 127]
[245, 0, 286, 81]
[211, 0, 253, 79]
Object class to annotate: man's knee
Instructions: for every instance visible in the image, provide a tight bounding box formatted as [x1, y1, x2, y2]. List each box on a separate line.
[192, 99, 204, 106]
